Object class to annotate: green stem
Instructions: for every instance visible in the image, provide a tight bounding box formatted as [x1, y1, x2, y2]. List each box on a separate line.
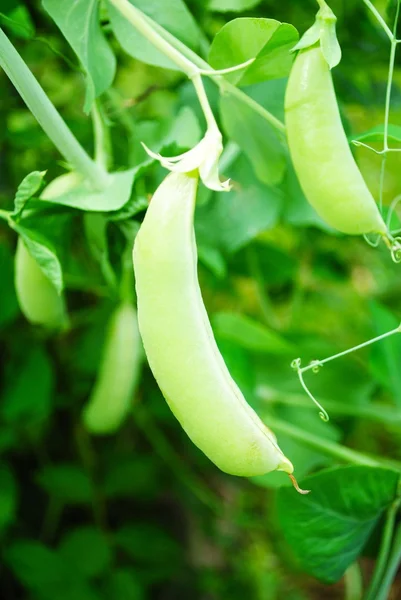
[0, 28, 109, 189]
[362, 0, 394, 40]
[375, 521, 401, 600]
[344, 563, 363, 600]
[266, 416, 401, 470]
[140, 11, 286, 134]
[364, 492, 401, 600]
[246, 246, 279, 329]
[92, 100, 112, 171]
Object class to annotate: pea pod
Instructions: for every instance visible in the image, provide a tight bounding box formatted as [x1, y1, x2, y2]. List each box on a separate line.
[83, 302, 142, 435]
[285, 45, 387, 236]
[15, 238, 66, 328]
[133, 172, 296, 480]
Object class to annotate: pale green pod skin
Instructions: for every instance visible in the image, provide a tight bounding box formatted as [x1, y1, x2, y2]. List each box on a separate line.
[15, 238, 66, 328]
[83, 303, 142, 435]
[133, 172, 293, 477]
[285, 46, 387, 236]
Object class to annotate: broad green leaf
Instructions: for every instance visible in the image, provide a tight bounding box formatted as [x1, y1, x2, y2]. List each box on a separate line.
[0, 462, 18, 531]
[277, 466, 400, 583]
[216, 339, 255, 399]
[197, 244, 227, 279]
[59, 527, 112, 578]
[0, 242, 19, 328]
[208, 0, 262, 12]
[352, 124, 401, 145]
[209, 18, 298, 86]
[196, 184, 282, 253]
[106, 0, 200, 70]
[2, 347, 54, 425]
[15, 227, 63, 294]
[35, 464, 93, 504]
[42, 0, 116, 113]
[38, 168, 137, 212]
[220, 91, 286, 186]
[106, 570, 145, 600]
[369, 302, 401, 407]
[13, 170, 46, 215]
[212, 311, 294, 354]
[84, 213, 116, 289]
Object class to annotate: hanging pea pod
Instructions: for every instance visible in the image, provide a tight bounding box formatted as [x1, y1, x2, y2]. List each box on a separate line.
[285, 1, 388, 237]
[133, 171, 305, 491]
[82, 302, 142, 435]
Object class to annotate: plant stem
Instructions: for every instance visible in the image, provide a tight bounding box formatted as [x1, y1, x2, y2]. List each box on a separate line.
[362, 0, 393, 40]
[374, 520, 401, 600]
[139, 10, 286, 134]
[344, 563, 363, 600]
[364, 491, 401, 600]
[266, 416, 401, 470]
[92, 100, 112, 171]
[0, 28, 109, 189]
[246, 246, 279, 329]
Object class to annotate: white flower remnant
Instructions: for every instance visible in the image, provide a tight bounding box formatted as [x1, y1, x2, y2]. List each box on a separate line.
[142, 130, 231, 192]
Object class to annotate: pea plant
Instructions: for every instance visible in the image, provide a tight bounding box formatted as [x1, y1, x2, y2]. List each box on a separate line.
[1, 0, 401, 599]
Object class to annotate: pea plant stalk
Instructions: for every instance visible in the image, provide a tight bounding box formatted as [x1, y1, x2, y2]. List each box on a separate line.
[0, 28, 109, 189]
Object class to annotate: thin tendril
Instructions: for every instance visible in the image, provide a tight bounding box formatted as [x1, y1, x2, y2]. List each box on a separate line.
[291, 359, 329, 422]
[289, 473, 311, 495]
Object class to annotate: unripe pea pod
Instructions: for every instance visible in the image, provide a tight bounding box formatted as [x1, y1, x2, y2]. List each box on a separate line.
[133, 171, 304, 490]
[82, 302, 142, 435]
[14, 173, 80, 329]
[285, 45, 387, 236]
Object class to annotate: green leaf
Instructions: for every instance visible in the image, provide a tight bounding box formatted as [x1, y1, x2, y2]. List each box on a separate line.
[352, 124, 401, 145]
[14, 227, 64, 294]
[0, 2, 35, 39]
[369, 302, 401, 407]
[0, 462, 18, 531]
[212, 311, 293, 354]
[13, 170, 46, 216]
[209, 18, 298, 86]
[106, 570, 145, 600]
[277, 466, 400, 583]
[106, 0, 200, 70]
[102, 456, 161, 500]
[38, 168, 137, 212]
[196, 184, 282, 253]
[220, 91, 286, 186]
[208, 0, 263, 12]
[2, 347, 54, 425]
[59, 527, 112, 578]
[35, 464, 93, 504]
[42, 0, 116, 113]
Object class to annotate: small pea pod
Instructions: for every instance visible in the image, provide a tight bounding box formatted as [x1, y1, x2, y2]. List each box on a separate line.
[285, 45, 387, 236]
[14, 172, 80, 328]
[133, 172, 296, 480]
[83, 302, 142, 435]
[15, 238, 66, 328]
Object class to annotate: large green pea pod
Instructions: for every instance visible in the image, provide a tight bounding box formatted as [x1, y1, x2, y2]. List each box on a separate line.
[82, 302, 142, 435]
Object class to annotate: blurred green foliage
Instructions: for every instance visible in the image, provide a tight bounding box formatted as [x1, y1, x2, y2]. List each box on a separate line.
[0, 0, 401, 599]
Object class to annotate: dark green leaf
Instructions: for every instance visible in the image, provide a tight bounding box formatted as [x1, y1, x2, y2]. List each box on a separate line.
[352, 124, 401, 146]
[114, 523, 181, 564]
[15, 227, 63, 294]
[35, 464, 93, 504]
[0, 462, 18, 531]
[2, 347, 54, 425]
[58, 527, 112, 578]
[106, 570, 144, 600]
[208, 0, 263, 12]
[277, 466, 400, 583]
[0, 242, 19, 328]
